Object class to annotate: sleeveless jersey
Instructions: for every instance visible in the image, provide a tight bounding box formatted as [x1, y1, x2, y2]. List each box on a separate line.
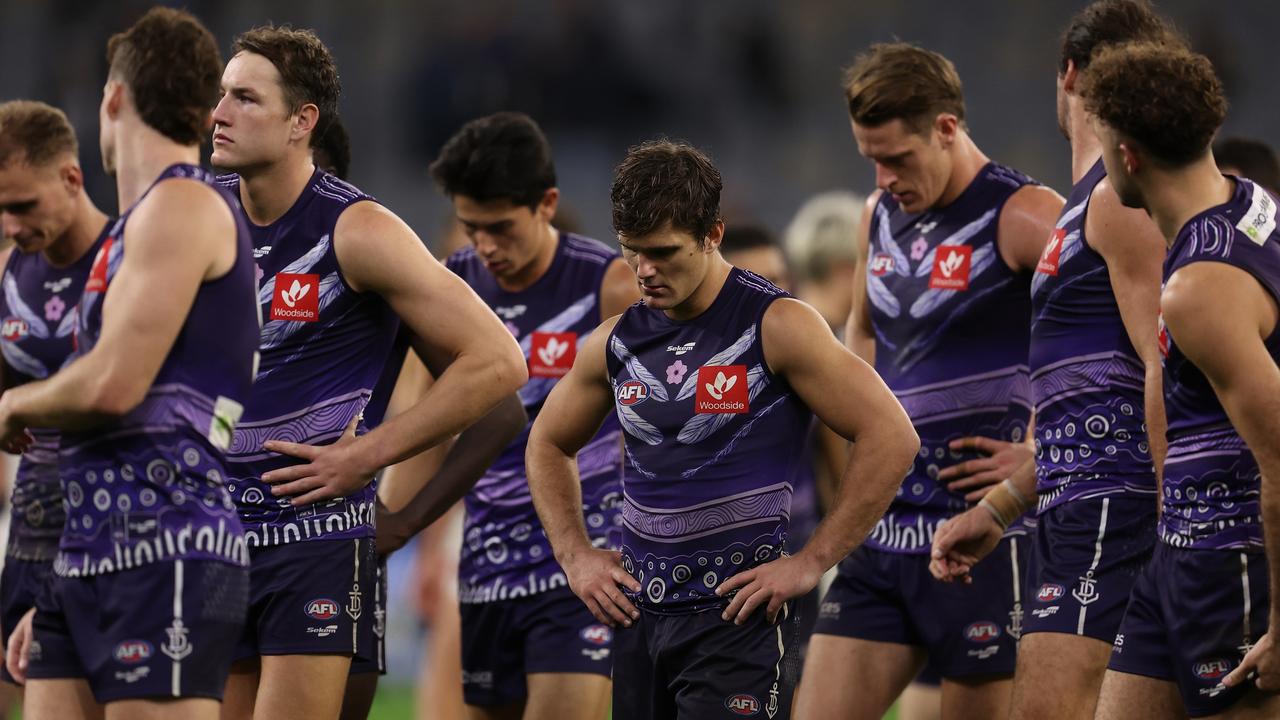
[608, 268, 811, 613]
[0, 223, 109, 560]
[1160, 177, 1280, 551]
[217, 168, 406, 548]
[57, 163, 259, 577]
[1029, 158, 1157, 512]
[448, 233, 624, 603]
[864, 162, 1036, 553]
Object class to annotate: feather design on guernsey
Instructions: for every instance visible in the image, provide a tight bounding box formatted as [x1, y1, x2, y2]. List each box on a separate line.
[676, 364, 769, 444]
[913, 208, 998, 277]
[867, 273, 901, 318]
[3, 274, 49, 339]
[519, 293, 598, 405]
[256, 234, 331, 306]
[909, 242, 999, 318]
[610, 335, 670, 402]
[876, 205, 912, 277]
[674, 326, 755, 401]
[259, 271, 343, 352]
[680, 393, 789, 479]
[614, 379, 664, 446]
[1, 339, 48, 379]
[55, 305, 77, 338]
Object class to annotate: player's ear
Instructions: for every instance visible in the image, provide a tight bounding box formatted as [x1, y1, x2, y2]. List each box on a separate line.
[538, 187, 560, 223]
[934, 113, 959, 147]
[293, 103, 320, 143]
[703, 221, 725, 254]
[1061, 59, 1078, 93]
[102, 80, 125, 121]
[60, 161, 84, 195]
[1119, 142, 1140, 176]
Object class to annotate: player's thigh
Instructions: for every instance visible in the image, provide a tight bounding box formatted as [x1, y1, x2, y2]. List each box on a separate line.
[897, 681, 941, 720]
[221, 657, 260, 720]
[794, 635, 923, 720]
[466, 702, 523, 720]
[1009, 632, 1112, 720]
[254, 654, 351, 720]
[525, 672, 610, 720]
[1094, 669, 1184, 720]
[1211, 689, 1280, 719]
[23, 677, 101, 720]
[940, 674, 1012, 720]
[106, 697, 220, 720]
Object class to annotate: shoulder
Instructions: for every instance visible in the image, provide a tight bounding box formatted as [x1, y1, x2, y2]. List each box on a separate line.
[333, 198, 406, 241]
[314, 172, 372, 206]
[761, 297, 834, 371]
[444, 245, 478, 273]
[1086, 177, 1166, 257]
[561, 233, 619, 265]
[133, 178, 235, 236]
[998, 183, 1064, 242]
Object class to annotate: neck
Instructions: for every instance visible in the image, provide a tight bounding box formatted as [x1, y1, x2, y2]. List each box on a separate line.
[934, 131, 990, 208]
[237, 153, 315, 226]
[496, 222, 559, 293]
[666, 255, 733, 322]
[114, 120, 199, 210]
[1141, 156, 1234, 245]
[1066, 99, 1102, 183]
[45, 194, 109, 268]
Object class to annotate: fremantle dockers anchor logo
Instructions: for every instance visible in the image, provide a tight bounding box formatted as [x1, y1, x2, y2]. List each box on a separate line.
[1073, 571, 1100, 606]
[1006, 602, 1024, 640]
[161, 619, 193, 661]
[347, 583, 363, 620]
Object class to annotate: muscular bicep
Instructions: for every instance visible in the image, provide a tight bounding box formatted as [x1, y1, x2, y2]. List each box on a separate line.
[1089, 182, 1166, 364]
[768, 298, 905, 444]
[531, 316, 619, 455]
[998, 184, 1065, 272]
[846, 192, 877, 362]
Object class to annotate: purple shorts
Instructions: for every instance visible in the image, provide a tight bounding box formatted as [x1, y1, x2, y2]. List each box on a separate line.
[813, 538, 1028, 678]
[235, 537, 377, 662]
[460, 586, 613, 706]
[0, 558, 53, 684]
[612, 604, 801, 720]
[349, 557, 387, 675]
[1024, 495, 1156, 641]
[27, 559, 247, 703]
[1108, 542, 1269, 718]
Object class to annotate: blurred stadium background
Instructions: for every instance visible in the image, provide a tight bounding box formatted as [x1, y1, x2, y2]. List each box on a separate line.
[2, 1, 1278, 718]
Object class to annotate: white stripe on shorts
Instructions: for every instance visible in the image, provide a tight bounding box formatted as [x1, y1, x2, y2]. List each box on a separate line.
[1076, 498, 1110, 635]
[173, 559, 184, 697]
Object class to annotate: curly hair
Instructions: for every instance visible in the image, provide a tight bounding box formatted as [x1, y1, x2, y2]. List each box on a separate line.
[233, 25, 341, 140]
[0, 100, 78, 169]
[842, 43, 965, 134]
[610, 140, 722, 245]
[1059, 0, 1178, 73]
[106, 7, 222, 146]
[1079, 41, 1226, 167]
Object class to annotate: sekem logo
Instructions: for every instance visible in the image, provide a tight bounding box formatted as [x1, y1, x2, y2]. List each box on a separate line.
[965, 621, 1001, 643]
[869, 253, 895, 277]
[305, 598, 340, 620]
[725, 694, 761, 716]
[695, 365, 748, 414]
[929, 245, 972, 290]
[617, 380, 649, 407]
[529, 331, 576, 378]
[271, 273, 320, 322]
[114, 640, 153, 665]
[1037, 229, 1065, 275]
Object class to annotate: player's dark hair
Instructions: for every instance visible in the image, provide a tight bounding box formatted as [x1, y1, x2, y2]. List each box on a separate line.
[611, 140, 722, 247]
[0, 100, 79, 169]
[429, 112, 557, 210]
[1059, 0, 1177, 74]
[233, 25, 341, 142]
[312, 115, 351, 180]
[1214, 137, 1280, 195]
[842, 43, 965, 134]
[721, 225, 781, 256]
[106, 7, 222, 146]
[1080, 42, 1227, 168]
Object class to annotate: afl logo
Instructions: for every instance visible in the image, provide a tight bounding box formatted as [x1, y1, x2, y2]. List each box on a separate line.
[1, 318, 28, 341]
[1036, 584, 1065, 602]
[580, 624, 612, 646]
[616, 380, 649, 406]
[869, 253, 895, 277]
[965, 621, 1001, 643]
[114, 639, 153, 664]
[305, 598, 340, 620]
[724, 694, 760, 716]
[1193, 659, 1233, 680]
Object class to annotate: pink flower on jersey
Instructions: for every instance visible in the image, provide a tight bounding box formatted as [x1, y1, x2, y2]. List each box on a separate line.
[910, 237, 928, 261]
[44, 295, 65, 322]
[255, 264, 265, 285]
[666, 360, 687, 385]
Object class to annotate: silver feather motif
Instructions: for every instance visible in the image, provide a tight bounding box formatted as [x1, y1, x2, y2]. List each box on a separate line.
[909, 242, 998, 318]
[257, 234, 332, 306]
[1, 339, 48, 379]
[876, 205, 911, 277]
[681, 394, 788, 479]
[914, 208, 999, 277]
[676, 364, 769, 445]
[519, 293, 597, 355]
[610, 335, 669, 402]
[674, 326, 756, 401]
[866, 272, 901, 318]
[615, 392, 663, 445]
[3, 275, 49, 339]
[259, 271, 342, 351]
[55, 305, 78, 338]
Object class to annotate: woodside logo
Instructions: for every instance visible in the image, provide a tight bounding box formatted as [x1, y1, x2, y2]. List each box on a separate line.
[1037, 229, 1065, 276]
[271, 273, 320, 322]
[529, 331, 576, 378]
[929, 245, 972, 290]
[695, 365, 748, 414]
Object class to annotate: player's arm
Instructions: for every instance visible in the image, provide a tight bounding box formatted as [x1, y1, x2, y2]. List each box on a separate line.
[844, 191, 878, 363]
[262, 202, 528, 505]
[376, 341, 527, 556]
[0, 181, 235, 438]
[1087, 180, 1168, 485]
[718, 298, 919, 624]
[600, 257, 641, 319]
[526, 315, 641, 628]
[997, 184, 1065, 272]
[1165, 263, 1280, 693]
